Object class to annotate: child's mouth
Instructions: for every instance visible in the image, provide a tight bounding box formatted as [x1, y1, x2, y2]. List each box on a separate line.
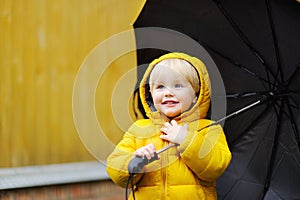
[162, 100, 179, 105]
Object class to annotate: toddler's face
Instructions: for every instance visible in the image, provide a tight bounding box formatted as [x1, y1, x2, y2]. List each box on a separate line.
[150, 65, 197, 118]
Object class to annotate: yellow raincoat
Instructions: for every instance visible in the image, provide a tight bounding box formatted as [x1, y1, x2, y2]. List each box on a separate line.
[106, 52, 232, 200]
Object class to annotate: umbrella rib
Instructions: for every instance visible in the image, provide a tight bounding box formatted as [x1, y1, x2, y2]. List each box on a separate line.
[286, 97, 300, 152]
[262, 99, 284, 199]
[200, 42, 277, 89]
[265, 0, 284, 90]
[226, 92, 261, 99]
[226, 91, 277, 100]
[213, 0, 276, 88]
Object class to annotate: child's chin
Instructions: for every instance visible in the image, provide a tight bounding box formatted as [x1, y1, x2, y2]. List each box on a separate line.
[165, 112, 181, 118]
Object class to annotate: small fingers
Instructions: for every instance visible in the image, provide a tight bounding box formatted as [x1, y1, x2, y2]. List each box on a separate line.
[144, 144, 156, 159]
[161, 127, 168, 134]
[134, 144, 156, 160]
[164, 122, 172, 128]
[148, 143, 156, 152]
[160, 133, 171, 142]
[161, 121, 173, 133]
[170, 120, 178, 126]
[133, 149, 143, 157]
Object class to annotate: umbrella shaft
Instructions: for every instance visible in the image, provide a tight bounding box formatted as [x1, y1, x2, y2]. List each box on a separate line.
[215, 100, 261, 124]
[157, 143, 177, 154]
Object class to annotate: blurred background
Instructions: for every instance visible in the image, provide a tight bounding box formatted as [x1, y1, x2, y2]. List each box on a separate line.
[0, 0, 145, 167]
[0, 0, 145, 199]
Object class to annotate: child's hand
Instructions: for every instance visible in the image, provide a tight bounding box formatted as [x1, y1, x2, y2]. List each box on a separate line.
[134, 143, 157, 160]
[160, 120, 188, 145]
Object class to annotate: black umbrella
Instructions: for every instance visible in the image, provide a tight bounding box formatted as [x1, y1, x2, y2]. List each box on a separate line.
[132, 0, 300, 199]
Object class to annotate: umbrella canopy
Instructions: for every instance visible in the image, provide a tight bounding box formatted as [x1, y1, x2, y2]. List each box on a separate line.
[133, 0, 300, 199]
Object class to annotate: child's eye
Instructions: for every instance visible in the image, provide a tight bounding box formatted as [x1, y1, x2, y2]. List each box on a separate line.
[156, 85, 164, 89]
[174, 84, 182, 88]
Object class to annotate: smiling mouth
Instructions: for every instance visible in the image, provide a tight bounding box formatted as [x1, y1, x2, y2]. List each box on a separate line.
[162, 100, 179, 105]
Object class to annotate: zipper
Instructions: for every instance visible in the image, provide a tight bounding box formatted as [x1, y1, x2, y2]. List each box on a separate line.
[160, 141, 168, 200]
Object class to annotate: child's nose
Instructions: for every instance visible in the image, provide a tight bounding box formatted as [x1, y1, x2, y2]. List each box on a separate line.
[164, 88, 174, 96]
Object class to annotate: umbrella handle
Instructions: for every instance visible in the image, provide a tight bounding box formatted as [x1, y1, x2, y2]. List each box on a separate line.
[127, 152, 158, 174]
[128, 143, 177, 175]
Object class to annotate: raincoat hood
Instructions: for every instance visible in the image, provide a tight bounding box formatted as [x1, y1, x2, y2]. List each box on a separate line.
[139, 52, 211, 123]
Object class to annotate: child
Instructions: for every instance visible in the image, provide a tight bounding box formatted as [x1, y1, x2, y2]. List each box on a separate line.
[106, 52, 232, 200]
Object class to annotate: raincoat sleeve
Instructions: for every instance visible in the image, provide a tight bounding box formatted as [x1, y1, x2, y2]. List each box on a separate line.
[106, 124, 143, 188]
[177, 120, 232, 183]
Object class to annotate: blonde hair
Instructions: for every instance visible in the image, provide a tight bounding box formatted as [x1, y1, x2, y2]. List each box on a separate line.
[149, 58, 200, 94]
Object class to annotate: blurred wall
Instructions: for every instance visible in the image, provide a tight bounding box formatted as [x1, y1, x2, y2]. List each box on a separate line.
[0, 0, 145, 167]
